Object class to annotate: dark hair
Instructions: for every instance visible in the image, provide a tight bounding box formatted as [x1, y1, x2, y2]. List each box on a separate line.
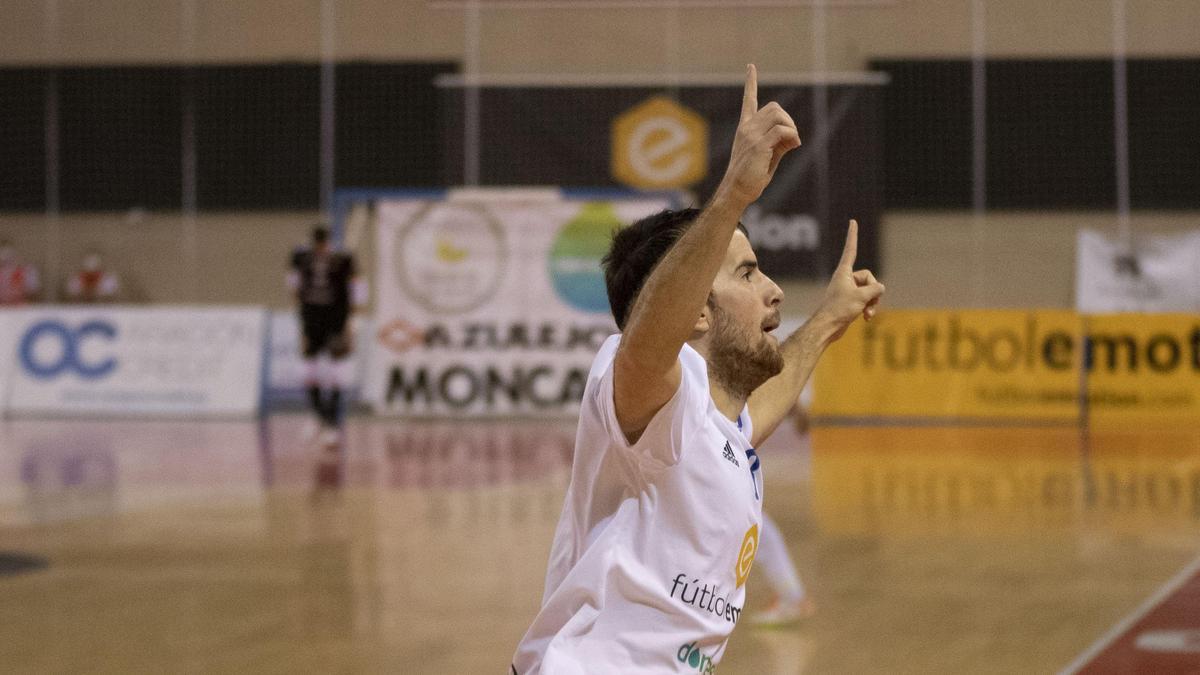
[604, 207, 751, 331]
[311, 225, 329, 244]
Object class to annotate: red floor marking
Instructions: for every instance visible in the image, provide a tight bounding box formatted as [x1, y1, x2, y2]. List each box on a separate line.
[1065, 555, 1200, 674]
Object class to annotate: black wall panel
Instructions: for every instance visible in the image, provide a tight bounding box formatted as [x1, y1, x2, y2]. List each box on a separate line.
[0, 62, 454, 212]
[193, 65, 320, 209]
[336, 62, 457, 188]
[0, 69, 47, 211]
[872, 58, 1200, 210]
[58, 67, 182, 210]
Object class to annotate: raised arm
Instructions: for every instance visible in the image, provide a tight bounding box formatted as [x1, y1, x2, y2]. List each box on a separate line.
[613, 65, 802, 443]
[746, 219, 885, 445]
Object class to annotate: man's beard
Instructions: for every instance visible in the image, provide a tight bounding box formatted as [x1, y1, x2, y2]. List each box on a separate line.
[707, 303, 784, 401]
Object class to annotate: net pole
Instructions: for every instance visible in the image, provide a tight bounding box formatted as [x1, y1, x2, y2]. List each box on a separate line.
[181, 0, 199, 301]
[320, 0, 337, 220]
[463, 0, 482, 186]
[1111, 0, 1132, 254]
[665, 0, 681, 99]
[43, 0, 61, 303]
[970, 0, 987, 306]
[812, 1, 832, 277]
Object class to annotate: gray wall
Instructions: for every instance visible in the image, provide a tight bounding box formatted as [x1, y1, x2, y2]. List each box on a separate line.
[4, 1, 1199, 66]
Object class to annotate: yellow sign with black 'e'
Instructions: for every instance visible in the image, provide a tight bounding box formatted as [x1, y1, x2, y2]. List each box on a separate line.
[812, 310, 1200, 423]
[813, 310, 1082, 421]
[1084, 313, 1200, 425]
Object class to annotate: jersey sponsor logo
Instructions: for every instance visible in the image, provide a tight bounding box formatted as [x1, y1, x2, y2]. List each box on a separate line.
[670, 573, 743, 624]
[676, 641, 717, 674]
[734, 524, 758, 588]
[721, 441, 739, 467]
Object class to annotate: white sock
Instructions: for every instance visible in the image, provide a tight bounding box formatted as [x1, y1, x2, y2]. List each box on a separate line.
[757, 512, 805, 602]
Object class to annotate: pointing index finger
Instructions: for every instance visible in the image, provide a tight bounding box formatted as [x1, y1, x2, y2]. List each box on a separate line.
[741, 64, 758, 123]
[838, 219, 859, 271]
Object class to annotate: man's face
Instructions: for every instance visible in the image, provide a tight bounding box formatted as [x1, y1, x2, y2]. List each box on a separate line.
[703, 229, 785, 398]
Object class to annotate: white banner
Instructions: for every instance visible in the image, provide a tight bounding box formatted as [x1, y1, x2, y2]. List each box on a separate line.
[1077, 229, 1200, 313]
[366, 192, 672, 416]
[1, 306, 266, 417]
[0, 308, 28, 411]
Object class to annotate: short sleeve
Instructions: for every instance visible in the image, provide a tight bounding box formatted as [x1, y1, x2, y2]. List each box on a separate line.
[591, 343, 707, 478]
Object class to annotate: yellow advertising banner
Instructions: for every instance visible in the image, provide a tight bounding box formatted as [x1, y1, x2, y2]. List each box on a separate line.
[812, 310, 1082, 421]
[812, 310, 1200, 423]
[1083, 313, 1200, 425]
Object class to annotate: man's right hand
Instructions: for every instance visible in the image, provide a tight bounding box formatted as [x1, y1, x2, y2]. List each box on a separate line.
[715, 64, 802, 207]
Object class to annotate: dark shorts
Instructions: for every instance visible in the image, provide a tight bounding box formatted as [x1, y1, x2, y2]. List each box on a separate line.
[301, 308, 351, 358]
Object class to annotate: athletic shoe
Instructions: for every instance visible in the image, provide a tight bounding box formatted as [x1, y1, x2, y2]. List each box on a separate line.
[320, 427, 343, 447]
[300, 416, 321, 443]
[749, 595, 816, 628]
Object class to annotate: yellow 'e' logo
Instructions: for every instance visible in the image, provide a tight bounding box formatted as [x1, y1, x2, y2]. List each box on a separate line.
[735, 524, 759, 588]
[612, 97, 708, 189]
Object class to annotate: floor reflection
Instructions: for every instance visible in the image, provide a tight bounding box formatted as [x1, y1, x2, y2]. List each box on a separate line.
[0, 416, 1196, 673]
[810, 425, 1200, 540]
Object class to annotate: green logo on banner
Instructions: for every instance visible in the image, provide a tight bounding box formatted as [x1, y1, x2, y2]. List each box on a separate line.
[548, 202, 619, 313]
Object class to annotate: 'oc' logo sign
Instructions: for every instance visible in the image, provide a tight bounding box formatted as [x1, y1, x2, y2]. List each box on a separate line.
[19, 320, 118, 380]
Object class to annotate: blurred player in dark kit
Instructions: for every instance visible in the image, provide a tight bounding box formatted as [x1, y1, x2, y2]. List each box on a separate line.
[288, 226, 367, 447]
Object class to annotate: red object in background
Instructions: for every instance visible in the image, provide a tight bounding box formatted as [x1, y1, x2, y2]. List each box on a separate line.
[1072, 563, 1200, 674]
[0, 264, 36, 305]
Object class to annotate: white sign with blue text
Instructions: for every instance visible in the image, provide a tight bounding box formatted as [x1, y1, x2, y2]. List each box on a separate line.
[1, 306, 266, 417]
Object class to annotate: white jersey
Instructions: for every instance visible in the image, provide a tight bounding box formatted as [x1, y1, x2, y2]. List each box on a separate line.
[512, 334, 764, 674]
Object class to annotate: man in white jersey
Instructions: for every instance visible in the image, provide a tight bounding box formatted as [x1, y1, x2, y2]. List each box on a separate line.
[511, 65, 884, 674]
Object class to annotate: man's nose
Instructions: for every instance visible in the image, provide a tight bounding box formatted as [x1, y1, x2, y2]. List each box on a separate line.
[766, 277, 783, 306]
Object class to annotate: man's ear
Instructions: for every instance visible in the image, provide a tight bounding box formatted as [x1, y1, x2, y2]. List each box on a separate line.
[694, 307, 711, 335]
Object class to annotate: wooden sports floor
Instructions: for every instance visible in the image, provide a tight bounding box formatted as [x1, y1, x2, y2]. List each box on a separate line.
[2, 414, 1197, 674]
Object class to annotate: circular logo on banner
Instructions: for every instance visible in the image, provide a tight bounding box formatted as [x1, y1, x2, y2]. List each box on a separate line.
[735, 523, 759, 588]
[549, 202, 621, 313]
[612, 97, 708, 189]
[394, 203, 506, 314]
